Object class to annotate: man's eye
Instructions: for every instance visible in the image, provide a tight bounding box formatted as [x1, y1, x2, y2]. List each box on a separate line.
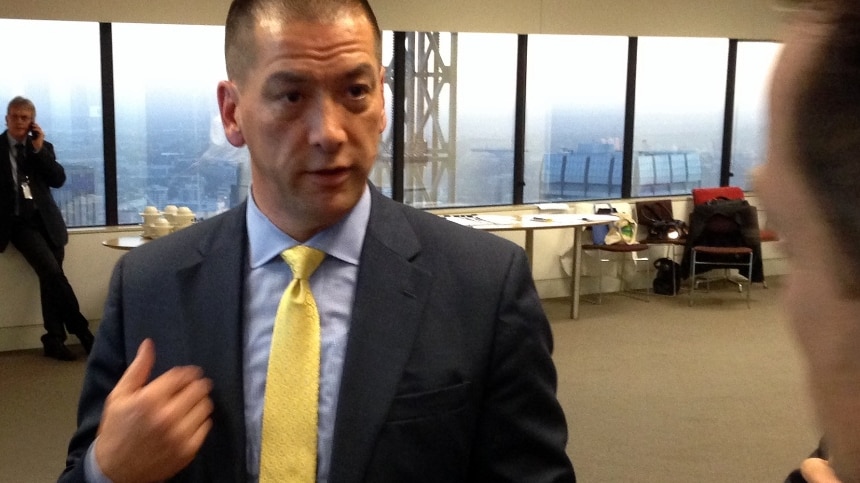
[347, 85, 370, 99]
[284, 91, 301, 103]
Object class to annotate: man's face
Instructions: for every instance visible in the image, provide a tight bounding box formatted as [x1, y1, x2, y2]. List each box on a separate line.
[758, 21, 860, 479]
[5, 106, 34, 142]
[218, 11, 386, 240]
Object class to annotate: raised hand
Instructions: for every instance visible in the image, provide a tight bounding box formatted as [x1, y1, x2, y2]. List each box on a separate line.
[94, 339, 214, 483]
[801, 458, 843, 483]
[28, 121, 43, 151]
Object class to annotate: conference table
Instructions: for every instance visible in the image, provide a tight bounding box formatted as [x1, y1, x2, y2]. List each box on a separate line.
[443, 213, 618, 319]
[101, 236, 147, 251]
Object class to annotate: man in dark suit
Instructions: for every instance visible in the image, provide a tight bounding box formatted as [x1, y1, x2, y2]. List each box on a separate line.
[1, 96, 94, 361]
[61, 1, 575, 481]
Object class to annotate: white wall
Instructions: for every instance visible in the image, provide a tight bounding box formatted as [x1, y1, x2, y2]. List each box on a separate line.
[0, 228, 135, 351]
[1, 0, 783, 40]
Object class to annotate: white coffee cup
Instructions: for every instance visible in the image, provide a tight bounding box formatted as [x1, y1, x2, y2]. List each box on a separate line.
[142, 223, 155, 238]
[151, 216, 172, 238]
[141, 213, 161, 226]
[173, 213, 195, 229]
[161, 205, 177, 224]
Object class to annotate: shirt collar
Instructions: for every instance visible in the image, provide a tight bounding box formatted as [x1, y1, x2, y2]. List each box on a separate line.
[246, 185, 370, 269]
[7, 132, 23, 149]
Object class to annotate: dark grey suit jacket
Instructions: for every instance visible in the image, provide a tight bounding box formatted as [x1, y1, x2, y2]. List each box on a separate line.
[0, 131, 67, 252]
[61, 186, 575, 482]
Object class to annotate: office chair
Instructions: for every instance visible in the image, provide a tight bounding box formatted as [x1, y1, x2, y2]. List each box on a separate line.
[636, 199, 685, 296]
[581, 241, 651, 305]
[689, 186, 769, 285]
[691, 186, 779, 243]
[581, 201, 651, 304]
[684, 197, 760, 307]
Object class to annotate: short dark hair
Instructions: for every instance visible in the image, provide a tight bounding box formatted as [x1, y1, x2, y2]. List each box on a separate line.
[224, 0, 382, 84]
[792, 0, 860, 295]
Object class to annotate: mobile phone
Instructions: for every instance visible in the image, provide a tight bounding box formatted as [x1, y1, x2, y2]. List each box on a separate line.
[29, 123, 38, 140]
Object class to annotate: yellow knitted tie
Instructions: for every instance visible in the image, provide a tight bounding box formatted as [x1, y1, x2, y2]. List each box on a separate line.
[260, 245, 326, 482]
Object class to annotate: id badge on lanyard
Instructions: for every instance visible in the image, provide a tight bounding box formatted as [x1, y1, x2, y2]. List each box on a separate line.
[21, 177, 33, 199]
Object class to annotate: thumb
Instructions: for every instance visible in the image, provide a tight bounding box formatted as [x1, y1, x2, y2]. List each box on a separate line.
[114, 338, 156, 395]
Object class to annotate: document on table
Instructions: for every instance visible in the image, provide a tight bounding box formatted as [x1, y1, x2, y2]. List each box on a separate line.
[443, 214, 519, 226]
[535, 202, 569, 212]
[525, 213, 618, 223]
[443, 212, 618, 227]
[581, 214, 620, 222]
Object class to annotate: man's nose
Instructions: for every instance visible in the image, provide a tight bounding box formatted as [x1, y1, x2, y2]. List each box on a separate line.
[308, 96, 347, 151]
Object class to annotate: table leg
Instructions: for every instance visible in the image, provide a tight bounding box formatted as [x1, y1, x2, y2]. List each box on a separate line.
[570, 226, 584, 319]
[524, 229, 534, 269]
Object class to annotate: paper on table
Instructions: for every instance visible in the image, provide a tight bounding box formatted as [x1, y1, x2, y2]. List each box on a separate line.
[582, 214, 620, 221]
[476, 215, 519, 225]
[443, 214, 519, 226]
[535, 203, 569, 212]
[532, 213, 599, 223]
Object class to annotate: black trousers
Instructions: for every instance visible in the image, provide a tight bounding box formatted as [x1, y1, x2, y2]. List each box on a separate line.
[8, 213, 89, 342]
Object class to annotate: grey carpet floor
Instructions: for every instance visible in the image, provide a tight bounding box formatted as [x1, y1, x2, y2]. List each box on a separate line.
[0, 275, 819, 482]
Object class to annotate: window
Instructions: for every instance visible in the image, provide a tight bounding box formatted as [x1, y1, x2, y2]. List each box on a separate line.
[732, 41, 782, 190]
[112, 23, 249, 225]
[370, 30, 395, 198]
[400, 32, 518, 208]
[0, 19, 104, 227]
[525, 35, 628, 202]
[632, 37, 729, 196]
[3, 18, 771, 226]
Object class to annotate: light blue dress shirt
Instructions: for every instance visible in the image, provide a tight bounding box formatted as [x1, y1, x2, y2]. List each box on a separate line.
[243, 187, 368, 482]
[84, 186, 369, 483]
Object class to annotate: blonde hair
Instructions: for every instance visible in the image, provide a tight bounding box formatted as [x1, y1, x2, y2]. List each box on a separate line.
[7, 96, 36, 117]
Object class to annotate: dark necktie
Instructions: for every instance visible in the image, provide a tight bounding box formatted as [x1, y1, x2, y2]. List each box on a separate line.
[13, 143, 31, 217]
[13, 143, 25, 184]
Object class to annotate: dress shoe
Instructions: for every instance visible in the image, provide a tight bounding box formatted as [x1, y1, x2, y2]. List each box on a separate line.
[42, 337, 76, 361]
[76, 329, 95, 355]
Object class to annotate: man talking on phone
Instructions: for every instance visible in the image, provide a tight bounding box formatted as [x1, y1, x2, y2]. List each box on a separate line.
[1, 95, 94, 361]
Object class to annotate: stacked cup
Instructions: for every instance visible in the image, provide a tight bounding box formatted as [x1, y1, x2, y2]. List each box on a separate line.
[162, 205, 178, 225]
[140, 204, 197, 238]
[150, 216, 172, 238]
[173, 206, 196, 229]
[140, 206, 161, 238]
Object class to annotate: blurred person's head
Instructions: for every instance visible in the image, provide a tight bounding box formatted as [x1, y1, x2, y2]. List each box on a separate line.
[757, 1, 860, 479]
[5, 96, 36, 143]
[218, 0, 386, 241]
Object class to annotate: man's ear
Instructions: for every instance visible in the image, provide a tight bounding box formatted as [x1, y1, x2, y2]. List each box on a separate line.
[217, 80, 246, 147]
[378, 66, 387, 134]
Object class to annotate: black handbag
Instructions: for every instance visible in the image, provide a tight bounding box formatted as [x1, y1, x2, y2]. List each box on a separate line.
[653, 257, 682, 295]
[637, 200, 687, 241]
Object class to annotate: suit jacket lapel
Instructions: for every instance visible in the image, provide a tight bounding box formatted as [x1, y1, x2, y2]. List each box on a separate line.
[0, 134, 13, 202]
[174, 206, 249, 482]
[328, 190, 432, 483]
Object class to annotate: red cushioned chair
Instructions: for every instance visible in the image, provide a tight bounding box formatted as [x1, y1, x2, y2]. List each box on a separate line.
[691, 186, 779, 242]
[687, 187, 764, 305]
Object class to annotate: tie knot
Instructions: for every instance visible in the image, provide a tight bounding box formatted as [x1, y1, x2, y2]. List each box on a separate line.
[281, 245, 325, 280]
[14, 143, 24, 155]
